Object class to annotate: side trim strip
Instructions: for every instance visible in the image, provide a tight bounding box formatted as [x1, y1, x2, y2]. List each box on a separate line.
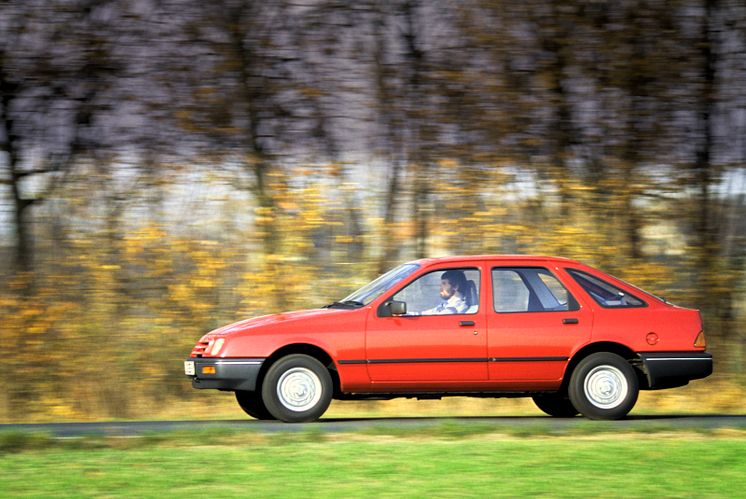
[339, 356, 568, 365]
[214, 361, 264, 366]
[490, 356, 567, 362]
[371, 358, 486, 364]
[644, 357, 711, 362]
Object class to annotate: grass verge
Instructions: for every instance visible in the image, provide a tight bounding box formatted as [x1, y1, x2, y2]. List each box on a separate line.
[0, 425, 744, 498]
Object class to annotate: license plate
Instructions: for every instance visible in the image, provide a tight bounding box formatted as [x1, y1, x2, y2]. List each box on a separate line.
[184, 361, 195, 376]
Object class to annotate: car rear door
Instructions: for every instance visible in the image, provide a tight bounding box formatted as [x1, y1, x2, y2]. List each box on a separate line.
[487, 265, 592, 383]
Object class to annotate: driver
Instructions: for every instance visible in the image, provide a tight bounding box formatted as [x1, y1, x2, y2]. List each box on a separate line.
[421, 270, 469, 315]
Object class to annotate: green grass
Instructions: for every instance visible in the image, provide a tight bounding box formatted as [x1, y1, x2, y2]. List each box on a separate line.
[0, 428, 744, 498]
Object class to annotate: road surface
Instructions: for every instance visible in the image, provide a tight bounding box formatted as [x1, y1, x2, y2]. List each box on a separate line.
[1, 415, 744, 437]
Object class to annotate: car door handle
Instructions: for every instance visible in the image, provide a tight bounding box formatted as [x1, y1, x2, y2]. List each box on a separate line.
[562, 318, 579, 325]
[459, 320, 476, 327]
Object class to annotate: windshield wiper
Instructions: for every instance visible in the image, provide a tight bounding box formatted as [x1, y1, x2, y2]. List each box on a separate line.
[324, 300, 364, 309]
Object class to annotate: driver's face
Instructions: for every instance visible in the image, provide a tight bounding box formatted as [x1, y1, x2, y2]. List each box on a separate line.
[440, 278, 455, 299]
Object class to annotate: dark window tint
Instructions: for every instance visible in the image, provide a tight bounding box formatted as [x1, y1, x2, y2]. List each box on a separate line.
[492, 267, 579, 313]
[566, 269, 646, 308]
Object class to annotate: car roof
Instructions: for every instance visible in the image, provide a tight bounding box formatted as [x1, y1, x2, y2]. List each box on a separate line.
[410, 255, 584, 266]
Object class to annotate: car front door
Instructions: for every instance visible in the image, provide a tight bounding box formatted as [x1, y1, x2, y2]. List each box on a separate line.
[365, 266, 488, 384]
[487, 265, 592, 383]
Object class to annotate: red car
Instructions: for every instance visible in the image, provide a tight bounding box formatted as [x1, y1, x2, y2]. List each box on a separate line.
[184, 255, 712, 422]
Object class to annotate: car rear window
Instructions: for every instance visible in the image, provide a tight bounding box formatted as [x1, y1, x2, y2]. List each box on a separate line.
[566, 269, 646, 308]
[492, 267, 579, 313]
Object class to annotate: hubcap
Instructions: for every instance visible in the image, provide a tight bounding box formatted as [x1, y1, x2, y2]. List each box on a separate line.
[583, 365, 628, 409]
[276, 367, 322, 412]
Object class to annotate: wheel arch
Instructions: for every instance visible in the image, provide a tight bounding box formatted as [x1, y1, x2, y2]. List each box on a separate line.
[259, 343, 341, 397]
[562, 342, 646, 391]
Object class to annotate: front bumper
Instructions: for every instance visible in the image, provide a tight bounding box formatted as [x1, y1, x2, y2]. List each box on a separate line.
[639, 352, 713, 389]
[185, 358, 265, 391]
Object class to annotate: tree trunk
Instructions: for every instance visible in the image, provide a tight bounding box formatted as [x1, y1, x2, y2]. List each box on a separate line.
[695, 0, 724, 342]
[402, 0, 429, 258]
[1, 69, 32, 271]
[223, 7, 285, 310]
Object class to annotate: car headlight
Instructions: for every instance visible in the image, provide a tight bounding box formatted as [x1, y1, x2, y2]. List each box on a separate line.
[207, 338, 225, 356]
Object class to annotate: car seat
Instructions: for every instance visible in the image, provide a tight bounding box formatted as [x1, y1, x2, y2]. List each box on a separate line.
[464, 280, 479, 313]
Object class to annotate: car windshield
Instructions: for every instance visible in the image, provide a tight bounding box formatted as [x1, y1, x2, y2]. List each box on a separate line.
[339, 263, 420, 306]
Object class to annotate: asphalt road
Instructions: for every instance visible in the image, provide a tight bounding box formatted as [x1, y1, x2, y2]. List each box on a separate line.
[1, 415, 745, 437]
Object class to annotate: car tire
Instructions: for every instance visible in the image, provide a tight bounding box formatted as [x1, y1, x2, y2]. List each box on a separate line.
[532, 393, 579, 417]
[261, 354, 333, 423]
[235, 390, 276, 420]
[568, 352, 639, 420]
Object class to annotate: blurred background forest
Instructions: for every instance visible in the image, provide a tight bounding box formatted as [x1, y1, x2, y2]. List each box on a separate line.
[1, 0, 745, 421]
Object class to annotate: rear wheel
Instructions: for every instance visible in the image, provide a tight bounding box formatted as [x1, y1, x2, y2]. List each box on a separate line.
[261, 354, 333, 423]
[532, 393, 579, 417]
[568, 352, 639, 420]
[235, 391, 275, 420]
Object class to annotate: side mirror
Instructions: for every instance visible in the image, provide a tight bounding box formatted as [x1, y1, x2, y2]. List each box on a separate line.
[378, 300, 407, 317]
[389, 300, 407, 316]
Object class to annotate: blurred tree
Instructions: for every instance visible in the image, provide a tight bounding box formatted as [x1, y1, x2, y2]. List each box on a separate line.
[174, 0, 369, 307]
[0, 0, 120, 271]
[1, 0, 746, 421]
[370, 0, 406, 273]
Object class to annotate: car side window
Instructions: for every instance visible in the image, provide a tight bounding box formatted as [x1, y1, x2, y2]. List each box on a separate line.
[492, 267, 579, 313]
[392, 268, 480, 315]
[566, 269, 645, 308]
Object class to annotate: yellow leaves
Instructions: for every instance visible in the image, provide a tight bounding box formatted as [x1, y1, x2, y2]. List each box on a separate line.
[277, 200, 299, 211]
[438, 158, 459, 168]
[195, 86, 216, 97]
[19, 307, 43, 319]
[191, 278, 215, 289]
[47, 400, 77, 419]
[26, 324, 47, 335]
[2, 159, 743, 423]
[299, 86, 325, 98]
[175, 109, 191, 122]
[254, 205, 276, 224]
[501, 224, 531, 235]
[168, 283, 192, 304]
[124, 225, 169, 258]
[0, 298, 18, 310]
[6, 273, 35, 291]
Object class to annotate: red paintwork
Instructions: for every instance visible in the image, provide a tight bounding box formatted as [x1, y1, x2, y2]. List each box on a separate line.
[189, 255, 705, 394]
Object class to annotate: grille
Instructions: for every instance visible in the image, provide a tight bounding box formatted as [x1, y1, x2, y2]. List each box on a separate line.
[191, 340, 209, 358]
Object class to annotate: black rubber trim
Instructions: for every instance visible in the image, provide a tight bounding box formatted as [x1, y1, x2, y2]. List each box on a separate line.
[337, 390, 557, 400]
[639, 351, 713, 389]
[339, 356, 568, 365]
[370, 358, 487, 364]
[490, 356, 567, 362]
[186, 357, 265, 391]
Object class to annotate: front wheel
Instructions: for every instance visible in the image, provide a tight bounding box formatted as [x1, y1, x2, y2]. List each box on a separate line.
[235, 391, 276, 420]
[532, 393, 579, 417]
[261, 354, 333, 423]
[568, 352, 639, 420]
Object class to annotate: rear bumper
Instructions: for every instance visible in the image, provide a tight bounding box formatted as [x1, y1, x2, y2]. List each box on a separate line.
[185, 358, 265, 391]
[639, 352, 713, 389]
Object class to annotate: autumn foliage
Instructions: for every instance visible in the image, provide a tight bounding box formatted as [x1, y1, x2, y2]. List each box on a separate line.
[0, 163, 743, 421]
[1, 1, 745, 420]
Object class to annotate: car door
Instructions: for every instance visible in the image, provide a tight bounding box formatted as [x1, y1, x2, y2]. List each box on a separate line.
[365, 266, 488, 384]
[487, 265, 592, 382]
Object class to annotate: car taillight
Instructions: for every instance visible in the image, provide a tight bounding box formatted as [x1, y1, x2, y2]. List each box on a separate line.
[694, 331, 706, 348]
